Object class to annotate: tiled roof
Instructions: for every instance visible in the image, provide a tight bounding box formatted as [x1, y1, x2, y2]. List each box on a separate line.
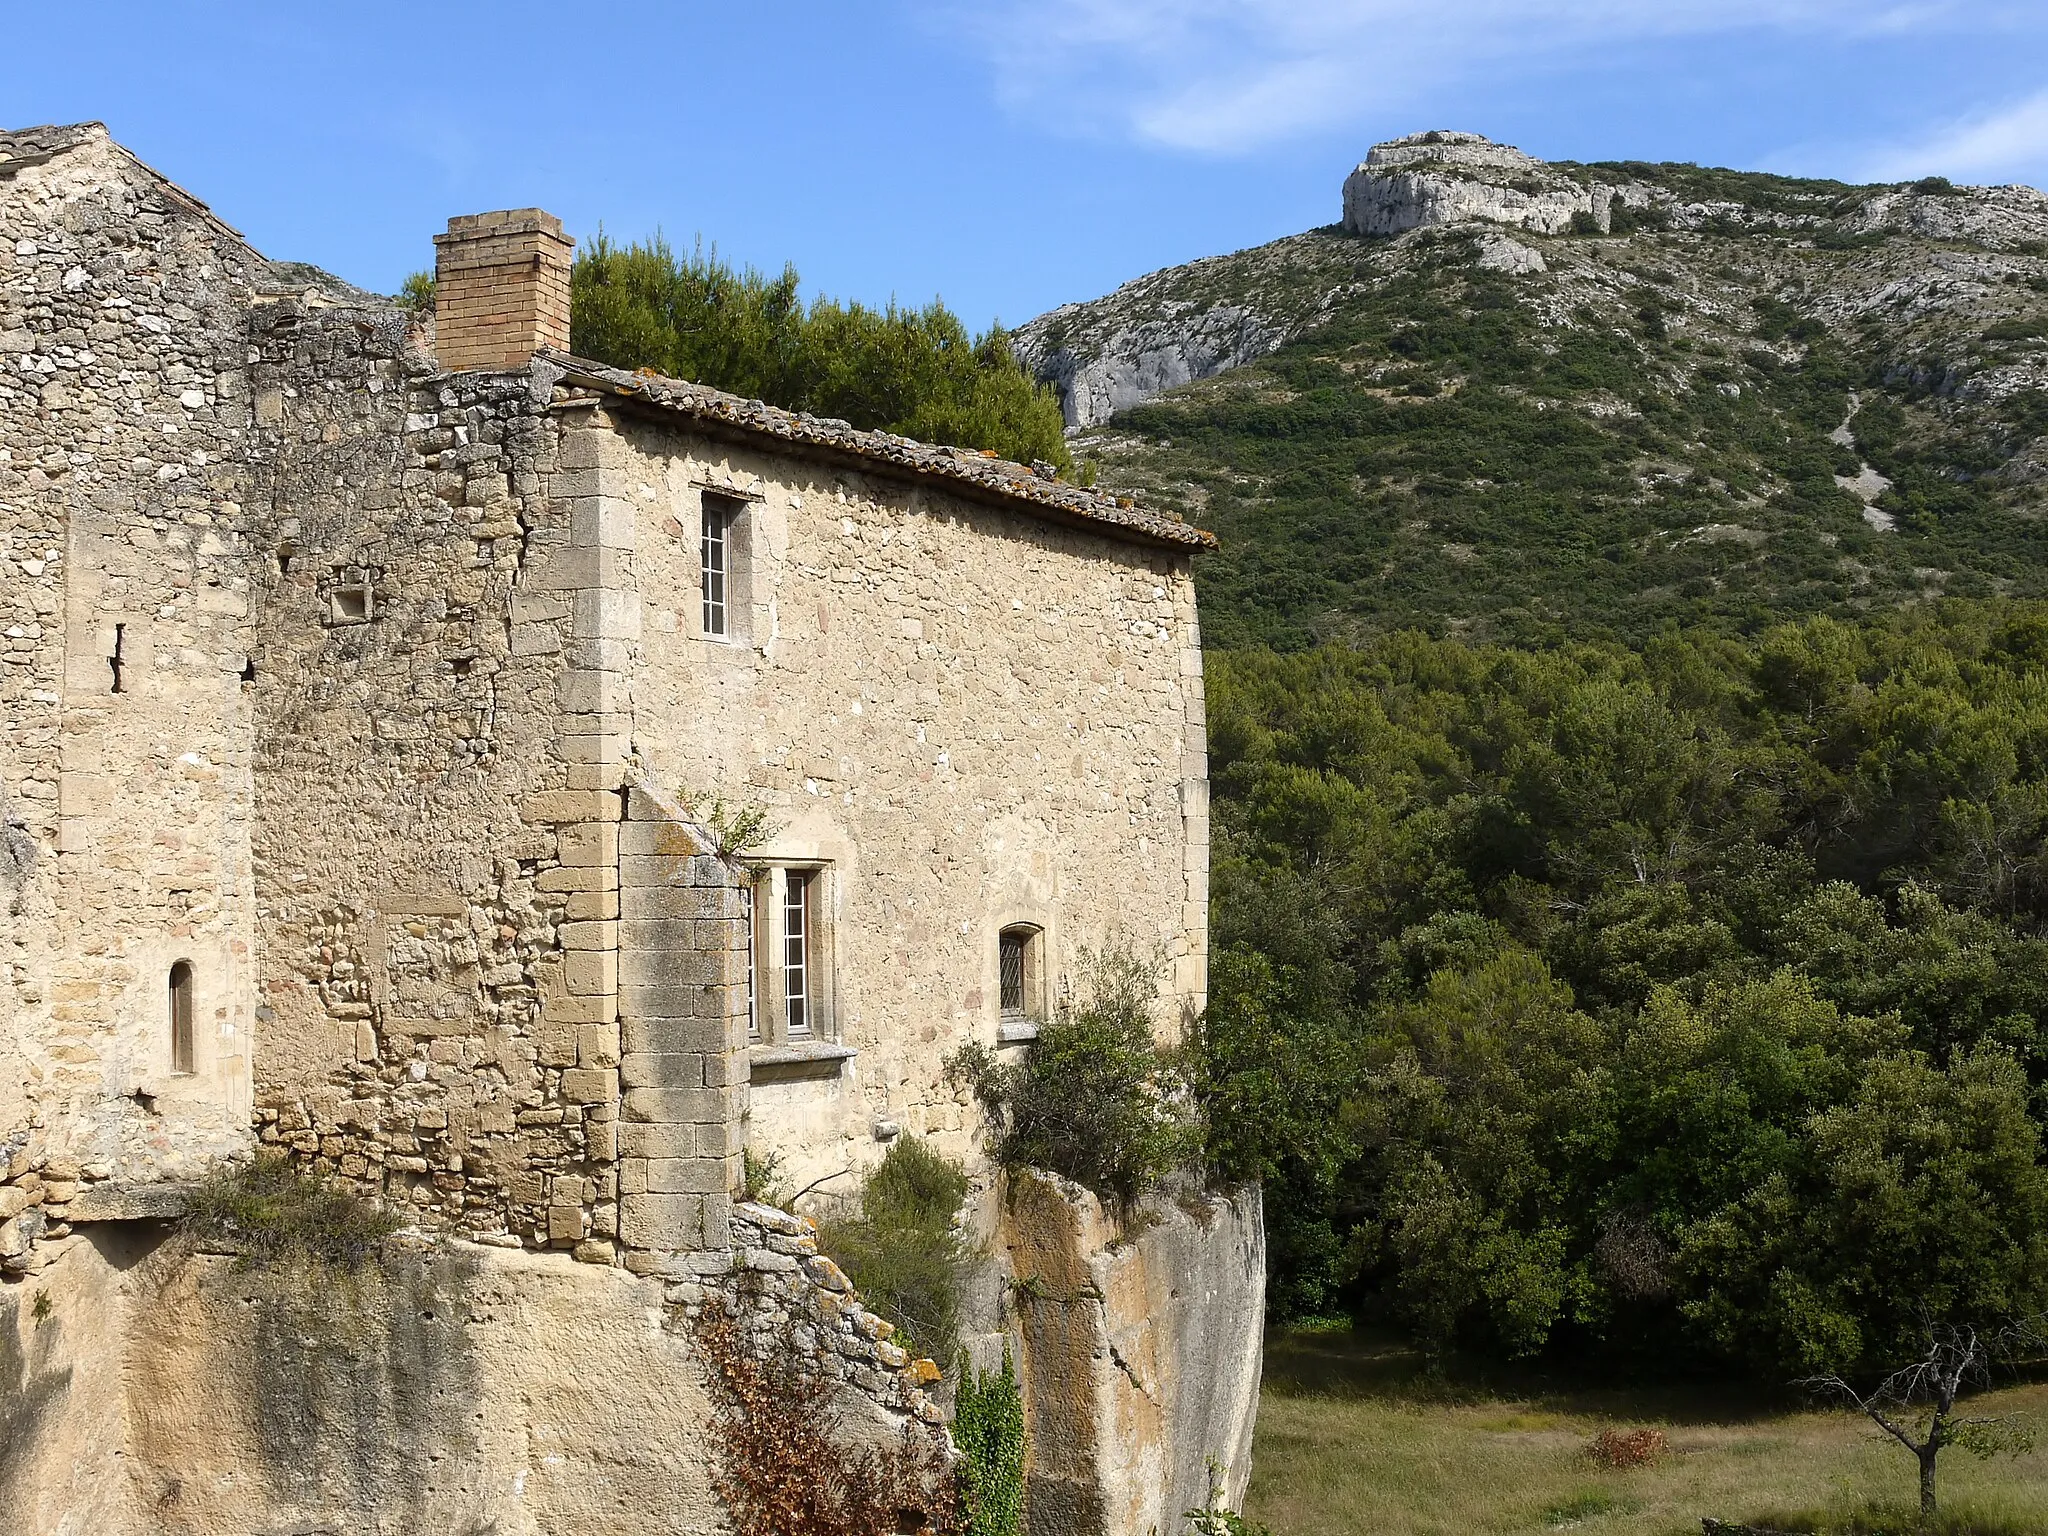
[542, 352, 1216, 552]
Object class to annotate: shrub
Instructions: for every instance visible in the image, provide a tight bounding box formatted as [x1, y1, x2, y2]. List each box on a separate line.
[693, 1304, 956, 1536]
[742, 1147, 788, 1205]
[948, 947, 1200, 1216]
[817, 1137, 972, 1365]
[1587, 1426, 1668, 1469]
[954, 1349, 1026, 1536]
[182, 1152, 402, 1270]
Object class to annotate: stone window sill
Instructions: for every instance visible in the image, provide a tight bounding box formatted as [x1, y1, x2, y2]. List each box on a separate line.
[750, 1040, 858, 1073]
[997, 1019, 1040, 1045]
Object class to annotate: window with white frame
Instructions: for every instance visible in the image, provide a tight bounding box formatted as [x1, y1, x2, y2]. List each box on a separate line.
[700, 491, 748, 640]
[742, 882, 759, 1040]
[784, 871, 812, 1039]
[746, 865, 831, 1047]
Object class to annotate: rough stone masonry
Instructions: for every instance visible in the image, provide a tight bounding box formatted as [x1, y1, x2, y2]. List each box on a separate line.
[0, 121, 1263, 1535]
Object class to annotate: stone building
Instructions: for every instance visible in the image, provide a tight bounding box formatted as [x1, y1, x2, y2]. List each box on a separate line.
[1, 122, 1263, 1535]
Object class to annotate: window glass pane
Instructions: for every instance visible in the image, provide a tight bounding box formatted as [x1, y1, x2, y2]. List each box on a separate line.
[1000, 933, 1026, 1016]
[701, 506, 727, 637]
[784, 873, 810, 1039]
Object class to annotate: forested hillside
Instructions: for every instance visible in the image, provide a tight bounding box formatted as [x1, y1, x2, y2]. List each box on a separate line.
[1010, 141, 2048, 1386]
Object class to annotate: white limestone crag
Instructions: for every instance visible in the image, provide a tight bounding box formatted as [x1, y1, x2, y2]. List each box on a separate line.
[1342, 130, 1608, 238]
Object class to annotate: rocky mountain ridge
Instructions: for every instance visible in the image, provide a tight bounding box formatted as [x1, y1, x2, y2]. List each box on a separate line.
[1015, 130, 2048, 431]
[1014, 132, 2048, 647]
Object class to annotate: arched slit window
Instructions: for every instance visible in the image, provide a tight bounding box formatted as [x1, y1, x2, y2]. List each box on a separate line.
[999, 926, 1042, 1022]
[169, 960, 195, 1075]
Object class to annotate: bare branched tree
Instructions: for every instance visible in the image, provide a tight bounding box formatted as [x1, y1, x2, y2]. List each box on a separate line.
[1800, 1316, 2043, 1519]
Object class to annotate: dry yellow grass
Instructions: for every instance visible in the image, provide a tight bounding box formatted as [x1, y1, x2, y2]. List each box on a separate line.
[1241, 1329, 2048, 1536]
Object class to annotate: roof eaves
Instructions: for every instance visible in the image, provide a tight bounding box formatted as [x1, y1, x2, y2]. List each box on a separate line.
[539, 352, 1216, 552]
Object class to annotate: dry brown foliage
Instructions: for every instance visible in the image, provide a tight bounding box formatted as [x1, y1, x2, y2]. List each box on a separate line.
[1588, 1427, 1670, 1470]
[693, 1301, 958, 1536]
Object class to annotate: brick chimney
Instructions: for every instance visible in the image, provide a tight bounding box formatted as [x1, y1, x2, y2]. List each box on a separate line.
[432, 209, 574, 372]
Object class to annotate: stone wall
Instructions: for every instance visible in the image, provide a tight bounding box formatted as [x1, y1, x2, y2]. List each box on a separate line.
[2, 124, 267, 1233]
[589, 395, 1209, 1196]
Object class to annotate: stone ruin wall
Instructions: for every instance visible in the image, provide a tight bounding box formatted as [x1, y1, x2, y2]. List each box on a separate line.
[2, 126, 268, 1263]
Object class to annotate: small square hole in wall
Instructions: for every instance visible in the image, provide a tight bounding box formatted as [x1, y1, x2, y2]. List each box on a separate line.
[328, 585, 371, 625]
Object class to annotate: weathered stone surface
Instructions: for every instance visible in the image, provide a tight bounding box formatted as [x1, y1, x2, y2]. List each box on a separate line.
[1000, 1171, 1266, 1536]
[2, 1232, 723, 1534]
[1342, 129, 1605, 237]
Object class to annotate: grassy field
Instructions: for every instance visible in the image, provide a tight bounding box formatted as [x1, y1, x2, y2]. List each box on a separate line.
[1241, 1329, 2048, 1536]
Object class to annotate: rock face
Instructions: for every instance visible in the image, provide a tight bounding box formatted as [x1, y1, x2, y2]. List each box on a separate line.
[1342, 130, 1606, 238]
[1015, 131, 1606, 428]
[999, 1171, 1266, 1536]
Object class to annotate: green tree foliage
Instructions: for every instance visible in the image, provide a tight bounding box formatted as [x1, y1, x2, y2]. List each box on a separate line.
[570, 234, 1069, 472]
[816, 1137, 972, 1366]
[1195, 602, 2048, 1374]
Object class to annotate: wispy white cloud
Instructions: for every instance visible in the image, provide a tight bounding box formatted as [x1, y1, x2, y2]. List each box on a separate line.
[1860, 89, 2048, 184]
[931, 0, 2022, 154]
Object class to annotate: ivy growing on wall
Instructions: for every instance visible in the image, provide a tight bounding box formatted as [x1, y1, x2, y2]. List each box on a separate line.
[954, 1349, 1026, 1536]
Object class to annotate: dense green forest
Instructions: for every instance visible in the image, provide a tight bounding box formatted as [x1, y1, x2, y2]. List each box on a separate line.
[566, 234, 1071, 472]
[1195, 605, 2048, 1377]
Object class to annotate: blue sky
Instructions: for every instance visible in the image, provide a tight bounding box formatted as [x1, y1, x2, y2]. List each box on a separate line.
[5, 3, 2046, 331]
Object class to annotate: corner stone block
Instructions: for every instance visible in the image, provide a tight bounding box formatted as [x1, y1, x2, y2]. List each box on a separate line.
[646, 1158, 732, 1195]
[617, 981, 723, 1019]
[616, 1122, 697, 1160]
[520, 790, 619, 826]
[557, 822, 620, 868]
[559, 919, 620, 952]
[557, 668, 629, 716]
[619, 1192, 706, 1251]
[559, 1067, 617, 1104]
[619, 1051, 708, 1090]
[619, 1014, 733, 1056]
[564, 950, 619, 997]
[621, 819, 719, 859]
[561, 731, 633, 769]
[621, 883, 746, 921]
[621, 1086, 737, 1125]
[536, 864, 618, 894]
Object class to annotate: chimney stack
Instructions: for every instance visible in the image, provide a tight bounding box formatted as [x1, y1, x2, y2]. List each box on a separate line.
[432, 209, 574, 372]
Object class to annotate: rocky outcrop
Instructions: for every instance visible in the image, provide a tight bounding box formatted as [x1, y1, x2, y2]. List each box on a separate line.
[1021, 302, 1292, 431]
[1342, 130, 1609, 237]
[999, 1171, 1265, 1536]
[1010, 231, 1366, 430]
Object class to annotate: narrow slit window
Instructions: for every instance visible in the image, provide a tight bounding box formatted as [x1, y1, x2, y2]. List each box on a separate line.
[701, 503, 729, 637]
[169, 960, 195, 1074]
[784, 873, 811, 1039]
[743, 882, 759, 1040]
[999, 926, 1040, 1021]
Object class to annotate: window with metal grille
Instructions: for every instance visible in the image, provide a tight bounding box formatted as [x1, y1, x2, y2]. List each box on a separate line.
[701, 502, 729, 637]
[999, 931, 1028, 1017]
[169, 960, 195, 1074]
[784, 872, 811, 1039]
